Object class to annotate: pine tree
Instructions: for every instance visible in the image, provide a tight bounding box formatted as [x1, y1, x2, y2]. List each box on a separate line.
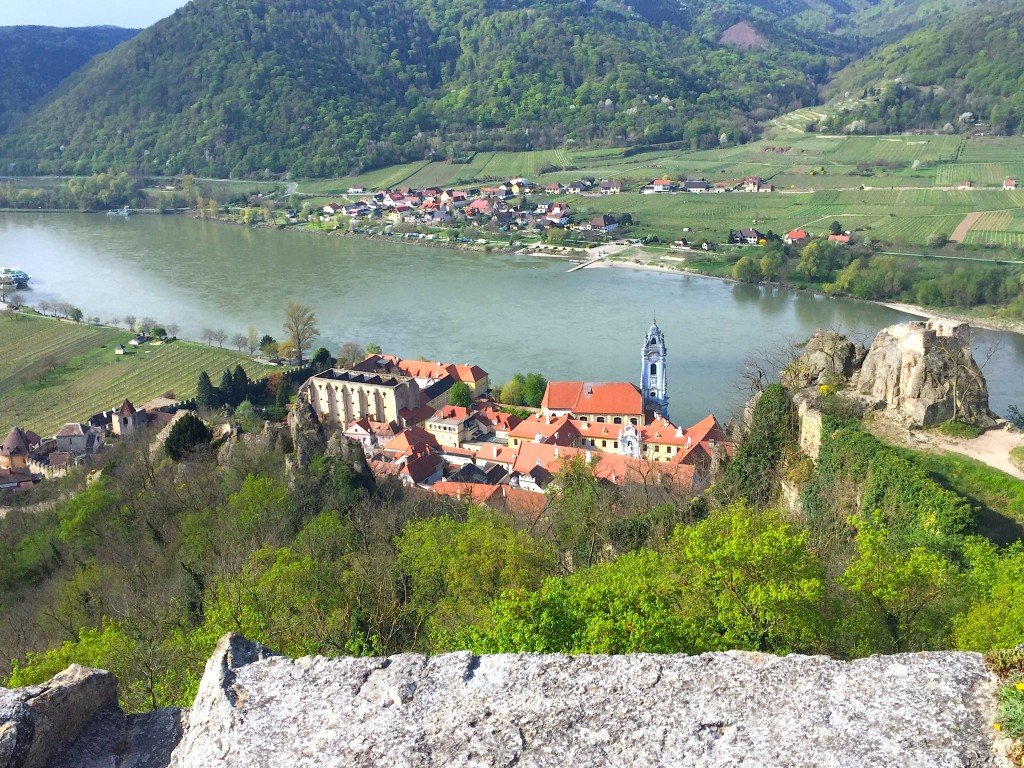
[196, 371, 220, 411]
[231, 365, 249, 407]
[164, 412, 214, 461]
[219, 369, 234, 407]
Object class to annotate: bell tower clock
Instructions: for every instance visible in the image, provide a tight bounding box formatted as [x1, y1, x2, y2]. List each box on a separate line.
[641, 320, 669, 420]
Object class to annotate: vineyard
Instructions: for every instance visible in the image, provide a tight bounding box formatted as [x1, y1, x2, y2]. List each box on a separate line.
[0, 314, 275, 437]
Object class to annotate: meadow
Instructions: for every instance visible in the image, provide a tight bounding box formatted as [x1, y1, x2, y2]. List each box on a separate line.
[0, 313, 276, 437]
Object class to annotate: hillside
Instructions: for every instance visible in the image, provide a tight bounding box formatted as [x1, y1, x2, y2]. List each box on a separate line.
[823, 1, 1024, 135]
[0, 0, 853, 178]
[0, 26, 138, 133]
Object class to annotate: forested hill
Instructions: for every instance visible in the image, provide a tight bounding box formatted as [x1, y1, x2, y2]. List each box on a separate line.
[822, 1, 1024, 135]
[0, 26, 138, 133]
[0, 0, 854, 178]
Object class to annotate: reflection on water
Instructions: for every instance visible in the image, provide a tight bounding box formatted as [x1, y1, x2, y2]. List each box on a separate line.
[2, 212, 1022, 426]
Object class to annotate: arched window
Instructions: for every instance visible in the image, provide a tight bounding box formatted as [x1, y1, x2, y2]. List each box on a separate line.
[650, 362, 657, 375]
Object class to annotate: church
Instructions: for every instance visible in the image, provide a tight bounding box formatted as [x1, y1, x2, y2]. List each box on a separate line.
[541, 320, 670, 425]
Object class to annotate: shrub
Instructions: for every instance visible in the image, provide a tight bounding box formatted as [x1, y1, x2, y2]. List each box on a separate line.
[164, 412, 213, 461]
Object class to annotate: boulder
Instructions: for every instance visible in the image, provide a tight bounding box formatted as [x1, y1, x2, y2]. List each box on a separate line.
[857, 320, 996, 428]
[288, 399, 328, 469]
[0, 664, 182, 768]
[167, 633, 1009, 768]
[781, 330, 866, 391]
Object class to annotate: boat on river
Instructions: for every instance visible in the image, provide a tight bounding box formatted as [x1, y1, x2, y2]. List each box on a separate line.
[0, 267, 30, 287]
[106, 206, 132, 217]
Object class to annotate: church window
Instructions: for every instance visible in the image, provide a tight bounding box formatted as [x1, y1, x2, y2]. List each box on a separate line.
[649, 390, 657, 397]
[650, 363, 657, 375]
[630, 418, 638, 425]
[596, 416, 605, 423]
[613, 417, 622, 424]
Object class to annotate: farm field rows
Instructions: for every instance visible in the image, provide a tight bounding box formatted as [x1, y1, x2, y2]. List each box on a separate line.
[935, 163, 1024, 187]
[0, 314, 276, 437]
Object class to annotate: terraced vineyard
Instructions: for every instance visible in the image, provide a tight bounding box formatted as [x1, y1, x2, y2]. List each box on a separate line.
[935, 163, 1024, 187]
[0, 314, 276, 437]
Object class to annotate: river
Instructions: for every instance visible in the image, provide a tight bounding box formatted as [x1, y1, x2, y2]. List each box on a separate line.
[2, 212, 1023, 426]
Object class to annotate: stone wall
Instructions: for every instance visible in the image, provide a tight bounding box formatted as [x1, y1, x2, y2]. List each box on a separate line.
[1, 634, 1012, 767]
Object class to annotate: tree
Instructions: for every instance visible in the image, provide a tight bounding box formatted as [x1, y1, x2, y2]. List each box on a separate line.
[282, 302, 318, 364]
[732, 256, 761, 283]
[760, 248, 784, 282]
[337, 342, 364, 369]
[67, 306, 84, 323]
[164, 412, 213, 461]
[718, 384, 796, 509]
[397, 507, 555, 648]
[231, 334, 247, 352]
[259, 334, 275, 351]
[667, 502, 828, 654]
[210, 330, 227, 348]
[953, 541, 1024, 651]
[165, 324, 179, 338]
[840, 514, 961, 652]
[449, 382, 472, 408]
[246, 327, 260, 356]
[123, 315, 137, 331]
[499, 376, 526, 405]
[366, 342, 383, 356]
[196, 371, 220, 411]
[218, 369, 235, 405]
[796, 240, 839, 281]
[231, 365, 250, 407]
[522, 373, 547, 408]
[311, 347, 334, 373]
[829, 221, 844, 236]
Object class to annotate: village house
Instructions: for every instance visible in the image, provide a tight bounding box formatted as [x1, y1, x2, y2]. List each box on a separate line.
[743, 176, 774, 193]
[828, 233, 852, 245]
[541, 381, 645, 425]
[545, 183, 563, 195]
[784, 229, 810, 246]
[642, 178, 676, 194]
[424, 405, 488, 448]
[733, 228, 765, 245]
[579, 214, 619, 233]
[1005, 179, 1019, 191]
[55, 422, 104, 456]
[0, 427, 43, 491]
[544, 203, 572, 226]
[600, 180, 623, 195]
[683, 178, 711, 193]
[957, 180, 974, 190]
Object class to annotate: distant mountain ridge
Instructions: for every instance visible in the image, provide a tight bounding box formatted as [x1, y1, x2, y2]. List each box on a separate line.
[0, 25, 138, 133]
[0, 0, 1017, 178]
[0, 0, 855, 177]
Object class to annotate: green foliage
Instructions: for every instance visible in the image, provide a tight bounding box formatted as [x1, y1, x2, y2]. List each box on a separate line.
[936, 420, 985, 439]
[826, 3, 1024, 136]
[667, 503, 828, 653]
[0, 26, 137, 132]
[796, 240, 841, 281]
[0, 0, 847, 176]
[448, 382, 472, 408]
[164, 412, 214, 461]
[801, 419, 974, 554]
[196, 370, 220, 411]
[732, 255, 761, 283]
[499, 372, 547, 408]
[460, 550, 695, 654]
[396, 507, 555, 647]
[953, 541, 1024, 651]
[719, 384, 796, 509]
[839, 513, 963, 652]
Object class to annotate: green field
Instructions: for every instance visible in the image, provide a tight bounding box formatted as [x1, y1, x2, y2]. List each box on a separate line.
[0, 314, 276, 437]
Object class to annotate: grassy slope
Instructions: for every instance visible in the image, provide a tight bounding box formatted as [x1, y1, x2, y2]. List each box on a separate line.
[912, 450, 1024, 545]
[0, 313, 275, 437]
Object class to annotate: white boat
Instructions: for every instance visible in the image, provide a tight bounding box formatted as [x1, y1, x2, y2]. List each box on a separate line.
[0, 267, 30, 287]
[107, 206, 132, 217]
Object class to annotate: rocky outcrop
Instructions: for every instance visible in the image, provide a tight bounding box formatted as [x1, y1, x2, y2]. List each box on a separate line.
[168, 635, 1007, 768]
[0, 664, 181, 768]
[2, 636, 1012, 767]
[782, 320, 995, 429]
[288, 399, 328, 469]
[781, 329, 866, 391]
[857, 320, 995, 428]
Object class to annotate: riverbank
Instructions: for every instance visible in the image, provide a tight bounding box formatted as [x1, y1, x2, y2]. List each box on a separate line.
[594, 254, 1024, 337]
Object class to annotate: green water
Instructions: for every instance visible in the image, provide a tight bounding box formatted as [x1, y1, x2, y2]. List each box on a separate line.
[3, 212, 1023, 426]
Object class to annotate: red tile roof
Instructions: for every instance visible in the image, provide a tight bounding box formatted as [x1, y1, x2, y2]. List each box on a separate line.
[541, 381, 644, 416]
[383, 427, 439, 457]
[507, 414, 581, 446]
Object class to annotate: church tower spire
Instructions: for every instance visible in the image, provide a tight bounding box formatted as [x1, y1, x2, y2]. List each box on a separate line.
[641, 320, 668, 420]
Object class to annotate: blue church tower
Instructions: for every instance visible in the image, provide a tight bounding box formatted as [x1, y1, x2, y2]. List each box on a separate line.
[641, 320, 669, 420]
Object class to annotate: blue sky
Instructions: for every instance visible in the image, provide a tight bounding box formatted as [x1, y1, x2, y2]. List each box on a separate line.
[0, 1, 187, 28]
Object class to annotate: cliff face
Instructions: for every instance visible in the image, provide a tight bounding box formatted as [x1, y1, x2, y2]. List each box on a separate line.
[0, 634, 1011, 768]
